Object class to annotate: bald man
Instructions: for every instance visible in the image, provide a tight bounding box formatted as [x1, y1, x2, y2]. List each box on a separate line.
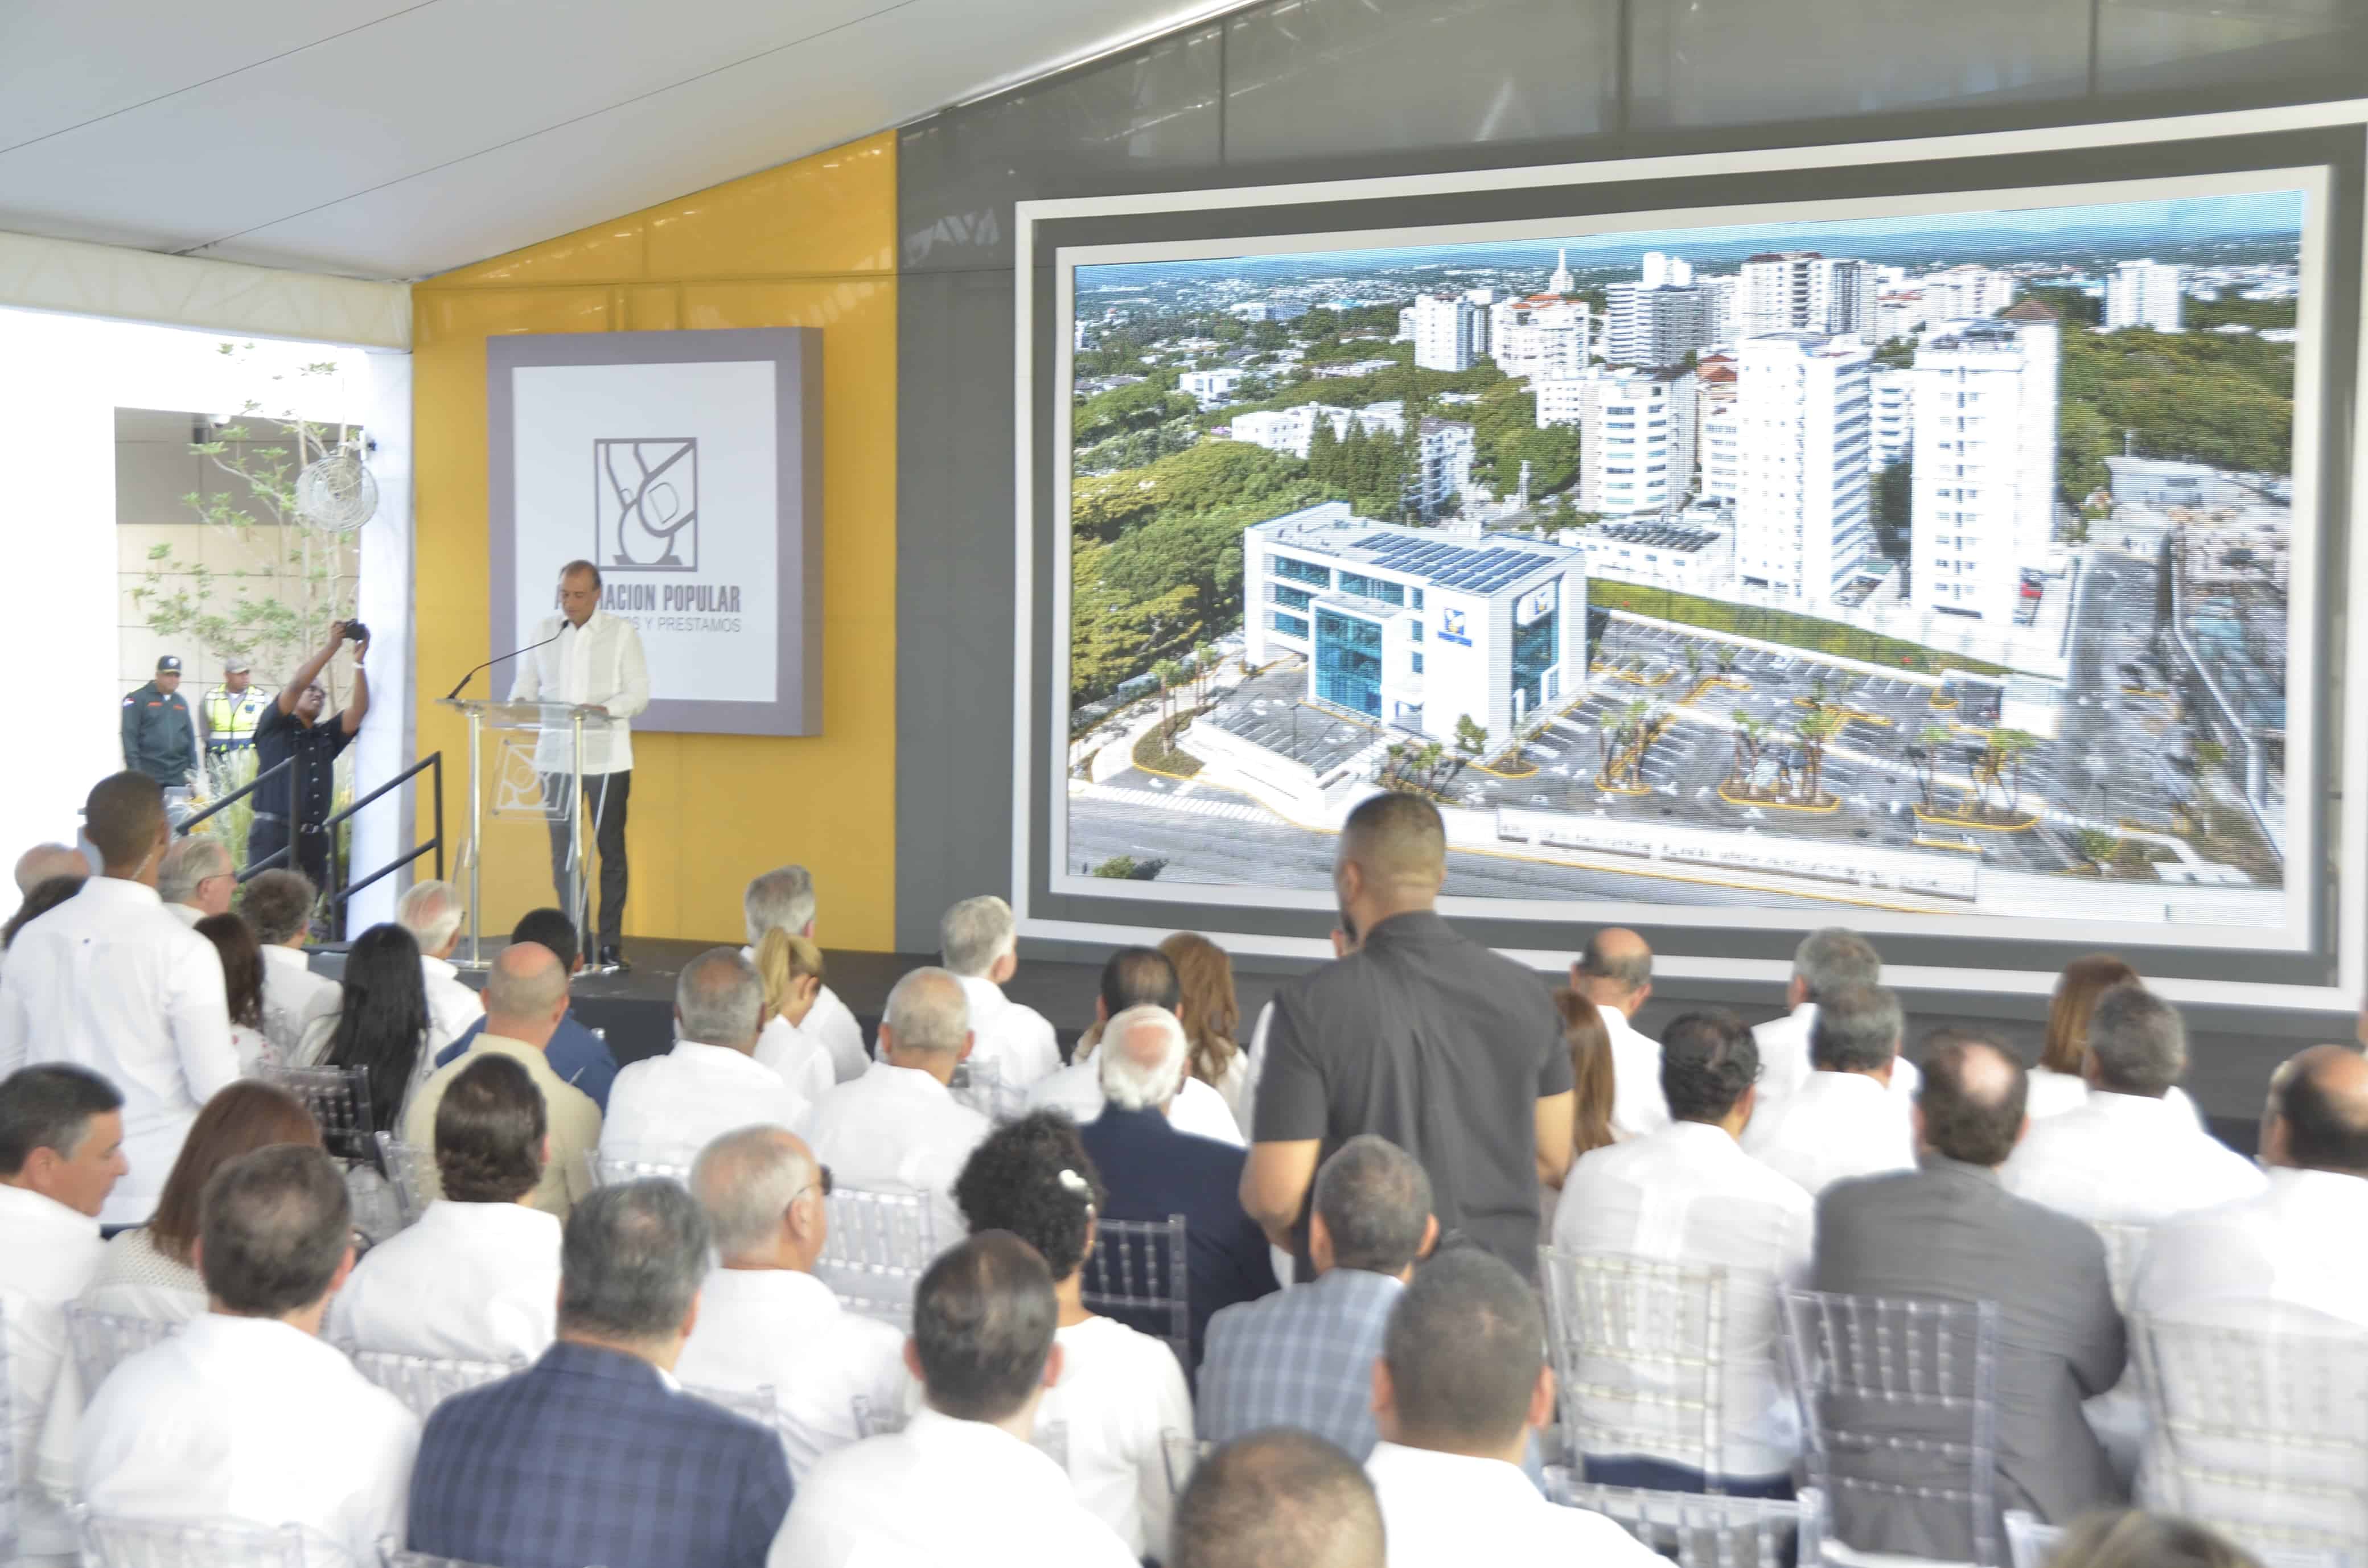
[1571, 927, 1670, 1140]
[404, 941, 603, 1217]
[1244, 793, 1574, 1281]
[13, 843, 88, 899]
[1813, 1034, 2126, 1555]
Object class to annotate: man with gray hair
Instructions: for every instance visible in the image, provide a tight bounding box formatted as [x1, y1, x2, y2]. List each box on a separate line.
[1199, 1135, 1436, 1458]
[676, 1125, 911, 1478]
[1079, 1005, 1280, 1371]
[240, 867, 340, 1058]
[939, 894, 1060, 1088]
[397, 878, 485, 1053]
[157, 834, 236, 927]
[1743, 982, 1917, 1196]
[601, 948, 809, 1172]
[1751, 928, 1921, 1120]
[743, 866, 868, 1083]
[12, 843, 88, 900]
[410, 1180, 794, 1568]
[803, 966, 990, 1245]
[2004, 982, 2263, 1225]
[1572, 928, 1668, 1140]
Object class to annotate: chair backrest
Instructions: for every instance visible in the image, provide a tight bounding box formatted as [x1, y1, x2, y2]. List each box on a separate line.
[1544, 1470, 1820, 1568]
[816, 1186, 938, 1327]
[350, 1349, 523, 1422]
[947, 1058, 1028, 1122]
[587, 1155, 690, 1189]
[264, 1063, 376, 1162]
[72, 1505, 310, 1568]
[2004, 1509, 2061, 1568]
[2089, 1221, 2151, 1314]
[1539, 1246, 1729, 1488]
[373, 1132, 430, 1229]
[380, 1543, 505, 1568]
[1080, 1213, 1191, 1365]
[1160, 1430, 1207, 1499]
[1781, 1287, 2003, 1568]
[64, 1306, 186, 1404]
[2132, 1311, 2368, 1557]
[0, 1302, 15, 1566]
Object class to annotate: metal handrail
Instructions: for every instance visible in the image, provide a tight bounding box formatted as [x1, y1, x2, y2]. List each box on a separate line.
[177, 758, 291, 836]
[329, 754, 445, 909]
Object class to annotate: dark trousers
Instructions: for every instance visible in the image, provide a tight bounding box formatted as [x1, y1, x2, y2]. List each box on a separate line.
[543, 769, 630, 949]
[1581, 1454, 1796, 1500]
[248, 812, 330, 892]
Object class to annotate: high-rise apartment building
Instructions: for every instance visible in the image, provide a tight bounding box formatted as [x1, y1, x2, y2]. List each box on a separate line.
[1738, 252, 1878, 339]
[1909, 302, 2061, 624]
[1868, 368, 1915, 470]
[1732, 332, 1876, 605]
[1606, 282, 1710, 367]
[1488, 295, 1592, 381]
[1407, 417, 1477, 515]
[2104, 258, 2184, 332]
[1699, 400, 1746, 506]
[1412, 293, 1481, 371]
[1920, 265, 2018, 323]
[1539, 365, 1697, 517]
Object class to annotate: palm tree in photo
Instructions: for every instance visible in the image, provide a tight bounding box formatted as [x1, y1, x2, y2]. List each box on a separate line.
[1191, 640, 1214, 711]
[1730, 711, 1765, 788]
[1991, 728, 2038, 813]
[1685, 644, 1703, 687]
[1908, 721, 1951, 813]
[1795, 707, 1843, 803]
[1716, 644, 1738, 679]
[1153, 659, 1183, 747]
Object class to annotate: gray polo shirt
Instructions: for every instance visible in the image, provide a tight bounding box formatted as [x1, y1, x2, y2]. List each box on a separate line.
[1254, 908, 1572, 1276]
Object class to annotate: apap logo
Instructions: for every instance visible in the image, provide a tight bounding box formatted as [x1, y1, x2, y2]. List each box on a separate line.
[594, 438, 699, 572]
[1438, 606, 1472, 647]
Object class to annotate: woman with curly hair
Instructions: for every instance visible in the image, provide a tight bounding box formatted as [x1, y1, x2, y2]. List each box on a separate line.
[1159, 933, 1252, 1126]
[953, 1111, 1192, 1561]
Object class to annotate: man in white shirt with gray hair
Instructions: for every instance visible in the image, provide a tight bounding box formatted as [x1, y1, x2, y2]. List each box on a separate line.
[601, 949, 809, 1172]
[1571, 928, 1669, 1141]
[743, 865, 868, 1083]
[1741, 983, 1917, 1197]
[76, 1143, 420, 1566]
[940, 895, 1061, 1090]
[157, 835, 236, 929]
[1752, 927, 1920, 1120]
[397, 879, 485, 1055]
[240, 869, 339, 1061]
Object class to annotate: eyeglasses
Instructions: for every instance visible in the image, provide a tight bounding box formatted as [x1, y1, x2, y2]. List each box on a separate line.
[793, 1164, 835, 1205]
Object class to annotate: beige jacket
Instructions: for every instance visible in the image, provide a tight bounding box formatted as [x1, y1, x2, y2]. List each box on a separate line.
[404, 1032, 602, 1219]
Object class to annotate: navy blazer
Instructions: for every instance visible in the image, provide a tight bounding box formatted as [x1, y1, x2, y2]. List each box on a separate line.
[436, 1011, 619, 1112]
[1078, 1104, 1281, 1372]
[408, 1341, 792, 1568]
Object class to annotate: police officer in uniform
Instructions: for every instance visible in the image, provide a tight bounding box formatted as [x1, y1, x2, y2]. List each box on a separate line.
[122, 655, 198, 791]
[200, 657, 273, 793]
[248, 622, 370, 888]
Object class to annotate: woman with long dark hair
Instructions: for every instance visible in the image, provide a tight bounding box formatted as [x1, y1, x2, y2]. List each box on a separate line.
[307, 921, 434, 1142]
[195, 911, 273, 1073]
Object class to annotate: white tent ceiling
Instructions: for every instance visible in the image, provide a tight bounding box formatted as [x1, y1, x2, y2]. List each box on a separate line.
[0, 0, 1219, 282]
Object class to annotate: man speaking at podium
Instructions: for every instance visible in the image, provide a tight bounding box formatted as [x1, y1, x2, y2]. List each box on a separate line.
[512, 560, 649, 970]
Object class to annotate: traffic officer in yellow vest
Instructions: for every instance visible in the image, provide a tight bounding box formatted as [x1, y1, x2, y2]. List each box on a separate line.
[199, 657, 272, 791]
[121, 655, 199, 790]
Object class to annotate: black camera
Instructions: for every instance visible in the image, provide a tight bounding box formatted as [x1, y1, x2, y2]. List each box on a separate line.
[344, 620, 371, 645]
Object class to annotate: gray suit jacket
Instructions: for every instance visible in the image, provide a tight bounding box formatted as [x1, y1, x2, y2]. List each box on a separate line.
[1812, 1158, 2127, 1560]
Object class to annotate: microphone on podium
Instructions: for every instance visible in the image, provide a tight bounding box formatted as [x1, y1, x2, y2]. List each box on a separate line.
[444, 628, 566, 701]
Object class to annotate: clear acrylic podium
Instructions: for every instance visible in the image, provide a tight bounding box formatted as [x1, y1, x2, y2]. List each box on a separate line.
[439, 699, 615, 969]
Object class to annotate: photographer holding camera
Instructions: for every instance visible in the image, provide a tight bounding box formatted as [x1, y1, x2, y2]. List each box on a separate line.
[248, 619, 369, 891]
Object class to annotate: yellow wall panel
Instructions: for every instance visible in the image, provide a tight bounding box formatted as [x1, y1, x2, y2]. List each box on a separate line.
[411, 131, 898, 951]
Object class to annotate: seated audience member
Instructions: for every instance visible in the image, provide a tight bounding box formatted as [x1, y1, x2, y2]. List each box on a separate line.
[2135, 1043, 2368, 1331]
[802, 966, 990, 1246]
[241, 868, 338, 1058]
[397, 879, 487, 1054]
[1540, 990, 1619, 1237]
[1029, 946, 1241, 1143]
[158, 834, 236, 928]
[3, 874, 84, 950]
[939, 894, 1061, 1088]
[771, 1232, 1135, 1567]
[2004, 983, 2264, 1225]
[195, 912, 276, 1073]
[75, 1145, 420, 1567]
[1200, 1135, 1434, 1460]
[1162, 933, 1254, 1125]
[1572, 928, 1667, 1139]
[750, 926, 837, 1111]
[2049, 1512, 2264, 1568]
[1554, 1010, 1812, 1495]
[13, 842, 88, 900]
[743, 865, 868, 1083]
[2030, 954, 2140, 1120]
[433, 908, 619, 1111]
[1080, 1005, 1280, 1372]
[409, 1181, 794, 1568]
[0, 1065, 126, 1563]
[1171, 1428, 1386, 1568]
[331, 1055, 562, 1363]
[601, 948, 807, 1171]
[308, 922, 434, 1151]
[954, 1112, 1193, 1558]
[1364, 1249, 1657, 1567]
[675, 1125, 909, 1480]
[1752, 928, 1921, 1120]
[406, 942, 600, 1217]
[1743, 983, 1917, 1196]
[1814, 1034, 2126, 1555]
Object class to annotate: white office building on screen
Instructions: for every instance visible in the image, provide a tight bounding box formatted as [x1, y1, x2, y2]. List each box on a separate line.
[1243, 501, 1589, 744]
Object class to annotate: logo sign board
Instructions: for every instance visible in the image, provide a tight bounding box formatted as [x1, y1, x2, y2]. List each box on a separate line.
[1516, 582, 1557, 626]
[1438, 606, 1473, 647]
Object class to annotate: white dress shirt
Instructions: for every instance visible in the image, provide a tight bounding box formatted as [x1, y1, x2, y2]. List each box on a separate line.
[755, 1015, 838, 1112]
[2025, 1067, 2206, 1128]
[76, 1314, 421, 1568]
[1750, 1003, 1922, 1123]
[802, 1060, 992, 1248]
[416, 954, 484, 1059]
[260, 945, 341, 1064]
[1365, 1441, 1661, 1568]
[166, 903, 205, 929]
[37, 1228, 208, 1507]
[1551, 1121, 1814, 1479]
[2134, 1167, 2368, 1332]
[953, 974, 1062, 1088]
[2002, 1091, 2265, 1228]
[1598, 1003, 1671, 1141]
[1026, 1060, 1243, 1146]
[509, 608, 649, 775]
[326, 1200, 561, 1364]
[675, 1267, 911, 1480]
[770, 1404, 1136, 1568]
[0, 1183, 107, 1561]
[1740, 1069, 1915, 1198]
[737, 950, 871, 1085]
[600, 1040, 811, 1170]
[1043, 1314, 1194, 1559]
[0, 878, 240, 1225]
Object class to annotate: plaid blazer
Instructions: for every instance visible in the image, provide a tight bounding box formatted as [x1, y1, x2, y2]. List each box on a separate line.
[408, 1341, 792, 1568]
[1195, 1266, 1403, 1460]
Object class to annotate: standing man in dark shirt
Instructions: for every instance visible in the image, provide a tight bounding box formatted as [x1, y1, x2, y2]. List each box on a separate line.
[121, 656, 198, 790]
[1243, 793, 1576, 1279]
[248, 622, 368, 890]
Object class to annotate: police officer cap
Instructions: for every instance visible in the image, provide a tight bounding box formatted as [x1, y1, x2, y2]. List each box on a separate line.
[223, 657, 252, 673]
[155, 655, 183, 673]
